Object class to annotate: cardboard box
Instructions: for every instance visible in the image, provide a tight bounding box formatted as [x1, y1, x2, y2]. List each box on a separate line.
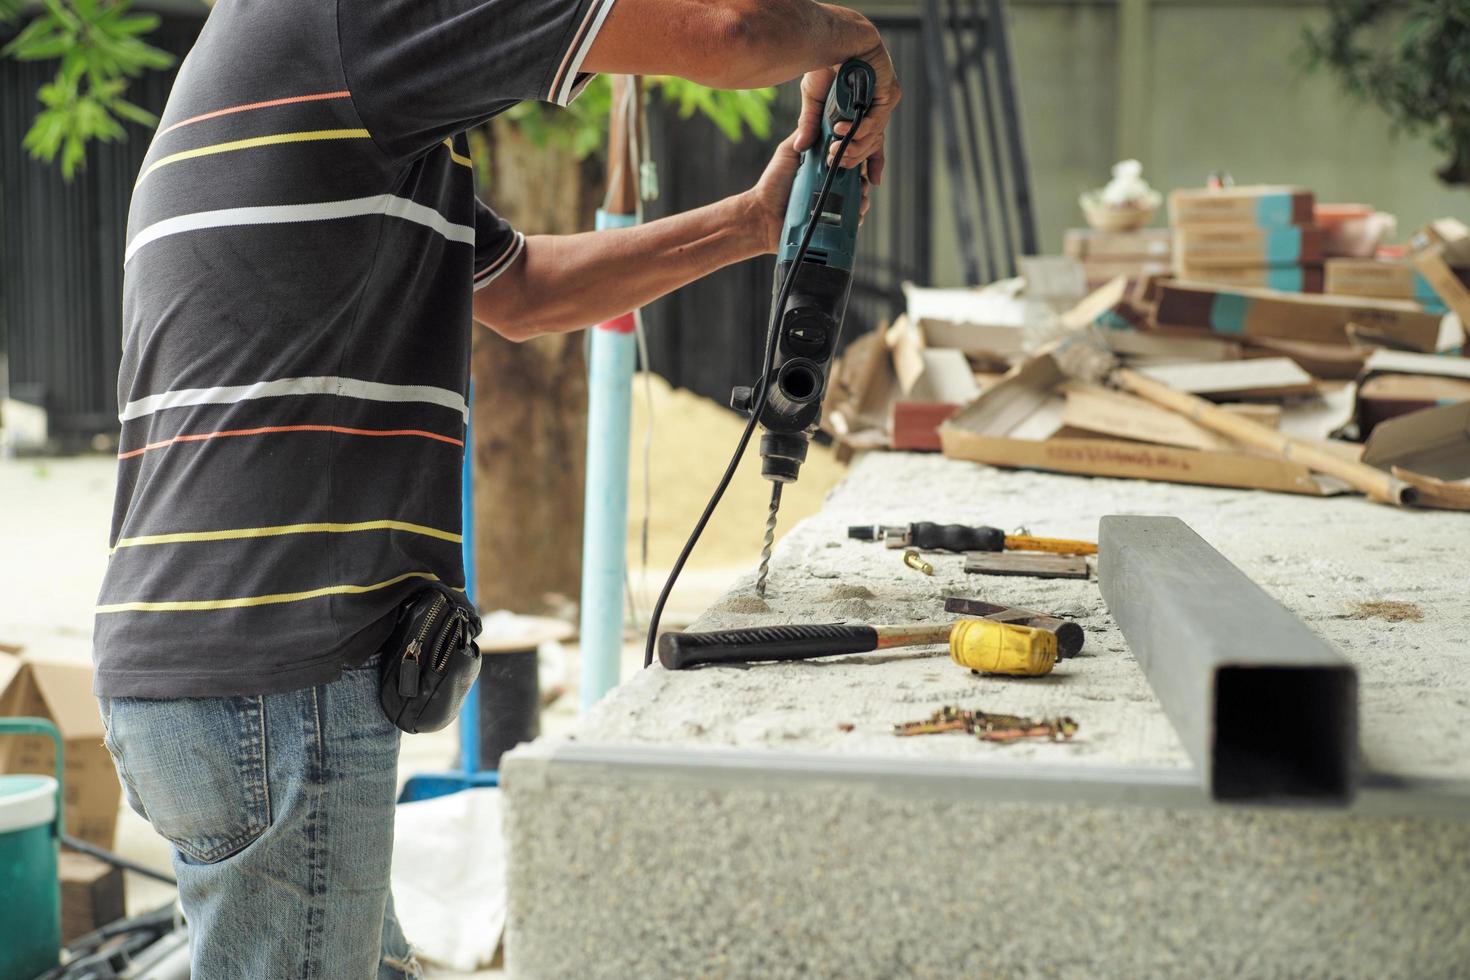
[60, 851, 125, 943]
[1410, 219, 1470, 329]
[1154, 282, 1442, 351]
[900, 284, 1030, 359]
[1175, 264, 1324, 293]
[1063, 227, 1173, 261]
[1137, 357, 1318, 401]
[1324, 257, 1464, 307]
[1174, 224, 1324, 269]
[937, 353, 1340, 496]
[0, 653, 120, 849]
[1361, 401, 1470, 481]
[886, 315, 982, 404]
[1169, 185, 1314, 228]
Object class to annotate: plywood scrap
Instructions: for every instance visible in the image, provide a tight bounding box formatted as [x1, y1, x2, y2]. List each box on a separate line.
[1154, 281, 1441, 352]
[1351, 349, 1470, 436]
[1116, 368, 1415, 505]
[1062, 385, 1243, 451]
[938, 352, 1341, 497]
[1361, 402, 1470, 481]
[963, 552, 1089, 579]
[941, 426, 1340, 496]
[1243, 337, 1371, 381]
[1137, 357, 1317, 401]
[1409, 219, 1470, 329]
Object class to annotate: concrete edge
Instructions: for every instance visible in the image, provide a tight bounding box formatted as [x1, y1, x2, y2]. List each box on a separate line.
[503, 740, 1470, 820]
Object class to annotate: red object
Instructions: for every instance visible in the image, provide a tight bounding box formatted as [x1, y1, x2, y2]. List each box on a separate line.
[891, 401, 961, 452]
[597, 312, 636, 334]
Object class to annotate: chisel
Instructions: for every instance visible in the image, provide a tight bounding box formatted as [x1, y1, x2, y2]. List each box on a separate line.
[659, 619, 1056, 676]
[848, 522, 1098, 556]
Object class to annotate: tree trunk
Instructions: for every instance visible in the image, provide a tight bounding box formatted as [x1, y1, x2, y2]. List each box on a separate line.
[470, 121, 602, 613]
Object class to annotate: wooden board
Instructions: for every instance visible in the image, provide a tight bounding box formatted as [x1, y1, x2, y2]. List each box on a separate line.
[963, 552, 1090, 579]
[1137, 357, 1317, 401]
[1062, 385, 1241, 452]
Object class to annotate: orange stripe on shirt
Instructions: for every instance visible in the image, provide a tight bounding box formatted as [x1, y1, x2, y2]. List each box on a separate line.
[118, 423, 463, 460]
[159, 90, 352, 137]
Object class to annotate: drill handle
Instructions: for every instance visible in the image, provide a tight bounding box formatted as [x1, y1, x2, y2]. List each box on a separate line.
[909, 522, 1006, 553]
[823, 59, 876, 140]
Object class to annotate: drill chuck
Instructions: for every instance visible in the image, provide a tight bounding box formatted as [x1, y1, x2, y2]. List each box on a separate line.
[759, 431, 809, 483]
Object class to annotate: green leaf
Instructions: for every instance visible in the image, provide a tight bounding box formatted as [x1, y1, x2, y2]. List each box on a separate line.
[3, 19, 70, 60]
[110, 97, 156, 126]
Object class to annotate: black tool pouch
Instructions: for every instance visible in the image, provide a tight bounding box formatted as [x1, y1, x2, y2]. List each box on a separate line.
[378, 585, 483, 734]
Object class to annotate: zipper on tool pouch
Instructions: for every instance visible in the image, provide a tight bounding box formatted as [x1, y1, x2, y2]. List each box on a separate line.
[398, 594, 447, 697]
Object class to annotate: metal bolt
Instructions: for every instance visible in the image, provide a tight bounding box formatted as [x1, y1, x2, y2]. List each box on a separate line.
[902, 549, 935, 575]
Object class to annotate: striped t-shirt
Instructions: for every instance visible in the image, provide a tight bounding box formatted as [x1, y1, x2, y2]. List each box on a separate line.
[95, 0, 615, 697]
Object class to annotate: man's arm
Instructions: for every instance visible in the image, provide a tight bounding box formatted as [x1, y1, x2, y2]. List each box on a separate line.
[581, 0, 900, 183]
[473, 138, 867, 341]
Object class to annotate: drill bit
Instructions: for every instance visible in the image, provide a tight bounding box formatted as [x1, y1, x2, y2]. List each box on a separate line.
[755, 481, 782, 596]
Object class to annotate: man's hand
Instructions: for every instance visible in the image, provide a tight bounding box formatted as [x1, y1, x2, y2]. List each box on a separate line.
[585, 1, 901, 182]
[742, 135, 873, 255]
[793, 25, 900, 185]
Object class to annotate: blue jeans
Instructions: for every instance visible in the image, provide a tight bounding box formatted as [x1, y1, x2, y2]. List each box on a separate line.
[99, 654, 420, 978]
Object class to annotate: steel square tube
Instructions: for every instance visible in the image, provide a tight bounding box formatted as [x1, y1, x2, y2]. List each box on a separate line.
[1099, 515, 1358, 804]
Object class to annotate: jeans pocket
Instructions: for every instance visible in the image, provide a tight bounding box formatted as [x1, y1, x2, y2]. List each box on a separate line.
[105, 694, 272, 865]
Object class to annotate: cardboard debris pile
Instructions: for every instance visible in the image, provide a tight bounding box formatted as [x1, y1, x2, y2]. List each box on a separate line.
[0, 649, 122, 849]
[821, 202, 1470, 511]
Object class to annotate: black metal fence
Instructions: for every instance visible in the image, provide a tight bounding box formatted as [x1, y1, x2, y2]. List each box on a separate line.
[0, 15, 202, 443]
[638, 13, 934, 405]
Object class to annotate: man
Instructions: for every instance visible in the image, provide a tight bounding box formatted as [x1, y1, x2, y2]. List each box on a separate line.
[94, 0, 898, 975]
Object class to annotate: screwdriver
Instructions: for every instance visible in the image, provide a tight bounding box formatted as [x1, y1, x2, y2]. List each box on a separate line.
[659, 618, 1057, 676]
[848, 522, 1098, 556]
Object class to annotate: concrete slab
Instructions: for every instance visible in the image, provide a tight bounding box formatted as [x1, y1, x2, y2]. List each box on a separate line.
[503, 453, 1470, 977]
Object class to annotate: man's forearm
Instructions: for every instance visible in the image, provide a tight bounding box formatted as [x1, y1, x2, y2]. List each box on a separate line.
[719, 1, 881, 88]
[473, 196, 764, 341]
[582, 0, 879, 90]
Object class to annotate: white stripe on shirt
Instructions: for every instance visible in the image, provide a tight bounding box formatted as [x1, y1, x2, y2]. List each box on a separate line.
[119, 375, 469, 424]
[125, 194, 476, 265]
[554, 0, 617, 106]
[473, 232, 525, 291]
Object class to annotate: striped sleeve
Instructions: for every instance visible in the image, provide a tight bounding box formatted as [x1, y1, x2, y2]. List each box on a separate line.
[339, 0, 618, 161]
[473, 198, 525, 290]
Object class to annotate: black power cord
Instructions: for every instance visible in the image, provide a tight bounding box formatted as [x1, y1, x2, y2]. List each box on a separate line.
[643, 99, 871, 668]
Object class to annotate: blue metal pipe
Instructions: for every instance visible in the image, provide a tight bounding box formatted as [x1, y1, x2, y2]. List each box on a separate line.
[458, 381, 481, 773]
[579, 209, 640, 711]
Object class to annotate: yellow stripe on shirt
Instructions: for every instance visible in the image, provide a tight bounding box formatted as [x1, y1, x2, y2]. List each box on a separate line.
[96, 571, 447, 614]
[111, 519, 461, 552]
[442, 139, 473, 169]
[137, 128, 372, 184]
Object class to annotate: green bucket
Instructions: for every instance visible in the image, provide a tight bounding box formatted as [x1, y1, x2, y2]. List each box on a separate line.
[0, 717, 63, 980]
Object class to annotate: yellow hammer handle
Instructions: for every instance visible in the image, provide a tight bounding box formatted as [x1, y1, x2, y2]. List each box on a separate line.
[1003, 535, 1099, 556]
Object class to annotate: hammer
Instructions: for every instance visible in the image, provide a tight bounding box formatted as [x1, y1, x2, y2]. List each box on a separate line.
[658, 619, 1056, 676]
[943, 596, 1085, 659]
